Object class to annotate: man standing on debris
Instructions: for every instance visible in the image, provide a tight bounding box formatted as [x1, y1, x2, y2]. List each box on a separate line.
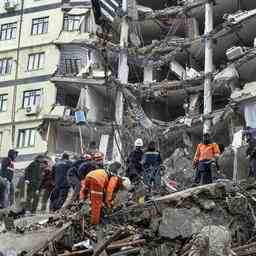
[126, 138, 144, 182]
[0, 149, 18, 208]
[192, 133, 220, 185]
[245, 128, 256, 177]
[24, 154, 46, 213]
[142, 141, 162, 189]
[50, 153, 72, 211]
[80, 168, 131, 225]
[38, 158, 54, 211]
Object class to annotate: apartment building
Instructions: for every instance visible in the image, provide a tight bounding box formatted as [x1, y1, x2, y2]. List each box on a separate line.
[0, 0, 92, 167]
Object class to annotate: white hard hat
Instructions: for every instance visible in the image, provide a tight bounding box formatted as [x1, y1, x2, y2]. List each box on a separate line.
[122, 177, 132, 191]
[135, 138, 143, 147]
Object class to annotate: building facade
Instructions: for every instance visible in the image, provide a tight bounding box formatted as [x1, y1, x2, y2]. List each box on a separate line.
[0, 0, 65, 167]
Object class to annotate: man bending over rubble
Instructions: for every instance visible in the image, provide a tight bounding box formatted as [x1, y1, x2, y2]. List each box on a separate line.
[192, 133, 220, 185]
[80, 167, 131, 225]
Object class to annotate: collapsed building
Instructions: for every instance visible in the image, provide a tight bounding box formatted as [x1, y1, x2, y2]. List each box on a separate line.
[34, 0, 256, 178]
[2, 1, 256, 255]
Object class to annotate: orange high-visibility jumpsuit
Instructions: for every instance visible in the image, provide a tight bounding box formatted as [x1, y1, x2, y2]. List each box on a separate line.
[80, 169, 108, 225]
[105, 176, 121, 209]
[80, 170, 121, 225]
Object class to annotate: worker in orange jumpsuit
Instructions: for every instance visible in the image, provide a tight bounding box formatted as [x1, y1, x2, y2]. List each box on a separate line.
[80, 168, 131, 225]
[192, 133, 220, 185]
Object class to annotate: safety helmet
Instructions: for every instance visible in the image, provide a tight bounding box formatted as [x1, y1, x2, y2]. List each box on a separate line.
[122, 177, 132, 191]
[83, 154, 92, 161]
[93, 152, 104, 162]
[135, 138, 143, 147]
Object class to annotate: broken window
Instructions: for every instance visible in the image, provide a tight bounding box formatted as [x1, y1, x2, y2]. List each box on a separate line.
[63, 15, 82, 31]
[64, 58, 82, 74]
[22, 89, 41, 108]
[17, 128, 36, 148]
[0, 94, 8, 112]
[31, 17, 49, 35]
[27, 52, 45, 71]
[0, 58, 12, 75]
[0, 22, 17, 41]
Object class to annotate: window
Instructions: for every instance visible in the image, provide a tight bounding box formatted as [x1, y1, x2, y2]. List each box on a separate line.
[27, 52, 45, 71]
[63, 15, 81, 31]
[22, 89, 41, 108]
[0, 22, 17, 41]
[17, 128, 36, 148]
[0, 58, 12, 75]
[0, 94, 8, 112]
[64, 58, 82, 74]
[31, 17, 49, 35]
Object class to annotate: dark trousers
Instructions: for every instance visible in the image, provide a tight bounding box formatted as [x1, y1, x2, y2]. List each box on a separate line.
[195, 160, 217, 185]
[0, 177, 5, 208]
[50, 187, 69, 211]
[26, 187, 40, 213]
[249, 158, 256, 177]
[67, 175, 80, 202]
[40, 189, 52, 211]
[143, 166, 161, 189]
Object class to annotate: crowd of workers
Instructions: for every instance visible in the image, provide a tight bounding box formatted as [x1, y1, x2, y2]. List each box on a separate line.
[0, 131, 255, 225]
[0, 140, 163, 225]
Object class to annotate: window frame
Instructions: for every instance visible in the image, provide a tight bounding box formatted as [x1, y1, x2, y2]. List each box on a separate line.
[27, 52, 45, 71]
[31, 16, 49, 36]
[17, 128, 37, 149]
[0, 94, 8, 112]
[63, 15, 82, 32]
[64, 58, 82, 74]
[0, 22, 17, 41]
[0, 58, 12, 76]
[22, 89, 41, 109]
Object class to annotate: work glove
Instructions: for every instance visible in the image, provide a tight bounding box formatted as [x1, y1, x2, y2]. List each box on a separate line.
[35, 190, 40, 195]
[25, 180, 30, 184]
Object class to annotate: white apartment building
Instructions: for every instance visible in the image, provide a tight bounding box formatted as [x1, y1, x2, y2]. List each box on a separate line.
[0, 0, 92, 167]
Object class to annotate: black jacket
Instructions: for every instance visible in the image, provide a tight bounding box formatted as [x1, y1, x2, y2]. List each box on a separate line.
[127, 149, 143, 173]
[52, 159, 72, 188]
[1, 157, 13, 181]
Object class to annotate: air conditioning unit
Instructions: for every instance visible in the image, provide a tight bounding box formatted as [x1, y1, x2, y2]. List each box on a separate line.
[226, 46, 248, 61]
[25, 105, 40, 116]
[4, 0, 18, 11]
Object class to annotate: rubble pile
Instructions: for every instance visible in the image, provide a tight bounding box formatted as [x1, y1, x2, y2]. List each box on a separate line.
[2, 182, 256, 256]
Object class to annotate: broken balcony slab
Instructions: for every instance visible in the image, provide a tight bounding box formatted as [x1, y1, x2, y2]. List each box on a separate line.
[183, 0, 256, 25]
[189, 9, 256, 65]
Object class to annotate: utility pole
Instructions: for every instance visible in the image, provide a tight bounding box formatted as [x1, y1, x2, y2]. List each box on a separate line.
[112, 0, 129, 163]
[203, 0, 214, 134]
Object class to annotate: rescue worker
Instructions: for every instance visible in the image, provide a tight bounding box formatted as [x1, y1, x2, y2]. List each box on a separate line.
[24, 154, 46, 213]
[0, 149, 18, 208]
[92, 152, 104, 169]
[245, 129, 256, 177]
[50, 153, 72, 211]
[142, 141, 162, 189]
[68, 154, 97, 202]
[38, 158, 54, 211]
[80, 169, 131, 225]
[192, 133, 220, 185]
[126, 138, 144, 182]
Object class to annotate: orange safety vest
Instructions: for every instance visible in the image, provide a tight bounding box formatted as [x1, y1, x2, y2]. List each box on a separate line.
[193, 143, 220, 167]
[80, 169, 108, 200]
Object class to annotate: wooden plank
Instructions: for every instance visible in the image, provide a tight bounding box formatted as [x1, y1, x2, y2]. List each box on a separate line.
[26, 222, 72, 256]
